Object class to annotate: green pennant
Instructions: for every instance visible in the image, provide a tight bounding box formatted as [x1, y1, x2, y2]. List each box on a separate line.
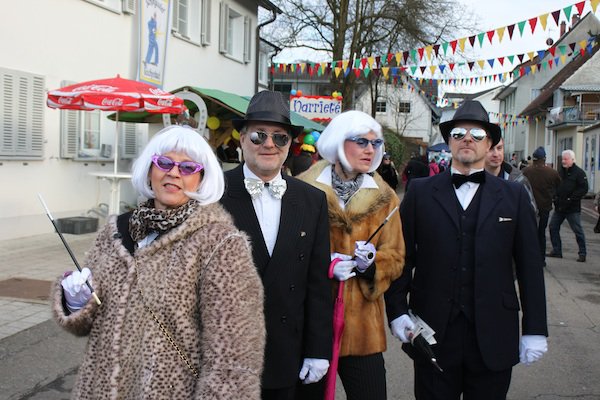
[563, 5, 572, 21]
[410, 49, 418, 63]
[517, 21, 526, 37]
[543, 61, 548, 70]
[513, 70, 519, 78]
[477, 32, 485, 47]
[410, 66, 418, 75]
[508, 55, 515, 64]
[559, 45, 567, 55]
[354, 59, 360, 68]
[442, 42, 449, 55]
[364, 67, 371, 77]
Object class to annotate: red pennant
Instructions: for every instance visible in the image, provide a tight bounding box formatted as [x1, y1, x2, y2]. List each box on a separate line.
[528, 17, 538, 33]
[580, 48, 586, 56]
[548, 47, 556, 57]
[507, 24, 515, 39]
[449, 63, 456, 71]
[548, 59, 554, 68]
[519, 67, 525, 76]
[353, 68, 361, 78]
[575, 1, 585, 16]
[270, 65, 275, 74]
[336, 60, 342, 68]
[387, 53, 393, 64]
[498, 57, 505, 66]
[551, 10, 560, 25]
[450, 40, 458, 53]
[487, 30, 495, 43]
[417, 48, 425, 60]
[361, 58, 368, 69]
[468, 35, 476, 47]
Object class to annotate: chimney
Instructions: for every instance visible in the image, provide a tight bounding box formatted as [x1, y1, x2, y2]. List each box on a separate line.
[560, 21, 567, 36]
[572, 14, 580, 28]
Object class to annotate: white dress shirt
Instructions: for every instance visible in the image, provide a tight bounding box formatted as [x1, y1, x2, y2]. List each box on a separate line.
[315, 164, 379, 209]
[243, 163, 282, 256]
[451, 167, 484, 210]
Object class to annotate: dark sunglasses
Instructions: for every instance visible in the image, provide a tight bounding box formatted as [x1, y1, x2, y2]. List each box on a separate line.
[248, 131, 290, 147]
[151, 155, 204, 176]
[346, 136, 384, 149]
[449, 127, 488, 142]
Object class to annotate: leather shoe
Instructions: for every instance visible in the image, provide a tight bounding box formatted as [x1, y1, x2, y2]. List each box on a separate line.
[546, 252, 562, 258]
[577, 255, 586, 262]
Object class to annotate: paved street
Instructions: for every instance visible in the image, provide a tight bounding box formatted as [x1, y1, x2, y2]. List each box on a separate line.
[0, 199, 599, 399]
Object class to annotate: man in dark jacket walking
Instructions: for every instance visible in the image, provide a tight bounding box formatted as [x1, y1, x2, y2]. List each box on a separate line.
[522, 147, 561, 265]
[547, 149, 588, 262]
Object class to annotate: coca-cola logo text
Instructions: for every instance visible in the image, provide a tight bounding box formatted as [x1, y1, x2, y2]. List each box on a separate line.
[73, 84, 117, 93]
[101, 98, 124, 106]
[157, 98, 173, 106]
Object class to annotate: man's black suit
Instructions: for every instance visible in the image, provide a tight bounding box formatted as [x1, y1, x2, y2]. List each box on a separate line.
[220, 164, 333, 389]
[386, 171, 547, 373]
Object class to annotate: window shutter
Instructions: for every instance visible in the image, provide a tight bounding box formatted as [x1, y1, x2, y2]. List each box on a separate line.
[219, 2, 229, 53]
[172, 0, 180, 32]
[0, 68, 44, 159]
[122, 0, 136, 14]
[59, 80, 79, 158]
[201, 0, 211, 45]
[243, 15, 251, 63]
[121, 122, 138, 159]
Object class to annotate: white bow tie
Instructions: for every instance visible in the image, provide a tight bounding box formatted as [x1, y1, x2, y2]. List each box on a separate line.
[244, 178, 287, 200]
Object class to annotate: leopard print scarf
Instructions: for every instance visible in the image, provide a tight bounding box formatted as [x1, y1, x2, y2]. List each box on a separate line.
[129, 199, 199, 243]
[332, 168, 364, 204]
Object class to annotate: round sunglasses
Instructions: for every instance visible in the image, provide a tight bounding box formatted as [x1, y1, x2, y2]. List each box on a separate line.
[346, 136, 384, 149]
[449, 127, 488, 142]
[248, 131, 290, 147]
[151, 155, 204, 175]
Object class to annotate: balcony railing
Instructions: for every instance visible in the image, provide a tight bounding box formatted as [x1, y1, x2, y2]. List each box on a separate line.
[553, 103, 600, 124]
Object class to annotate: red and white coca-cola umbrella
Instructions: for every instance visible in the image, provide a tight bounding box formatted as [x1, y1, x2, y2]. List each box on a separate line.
[47, 75, 184, 174]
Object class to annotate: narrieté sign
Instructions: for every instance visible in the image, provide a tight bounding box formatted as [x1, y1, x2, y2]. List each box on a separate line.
[290, 95, 342, 122]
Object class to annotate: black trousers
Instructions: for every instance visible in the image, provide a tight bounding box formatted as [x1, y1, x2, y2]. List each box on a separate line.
[262, 386, 296, 400]
[413, 314, 512, 400]
[296, 353, 387, 400]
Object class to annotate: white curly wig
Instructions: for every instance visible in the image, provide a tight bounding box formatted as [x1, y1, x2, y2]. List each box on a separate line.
[316, 110, 384, 173]
[131, 125, 224, 205]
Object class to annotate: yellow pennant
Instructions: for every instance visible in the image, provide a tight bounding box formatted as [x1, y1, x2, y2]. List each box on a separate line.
[528, 52, 535, 61]
[592, 0, 600, 12]
[496, 27, 505, 43]
[395, 52, 402, 65]
[579, 40, 588, 50]
[425, 45, 433, 60]
[459, 37, 467, 52]
[539, 13, 549, 31]
[381, 67, 390, 78]
[301, 63, 307, 73]
[477, 60, 485, 70]
[342, 60, 349, 70]
[560, 54, 567, 65]
[321, 62, 328, 72]
[334, 67, 342, 77]
[429, 65, 437, 75]
[531, 65, 537, 74]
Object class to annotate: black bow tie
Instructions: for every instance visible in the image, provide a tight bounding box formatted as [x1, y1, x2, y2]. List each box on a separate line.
[452, 171, 486, 189]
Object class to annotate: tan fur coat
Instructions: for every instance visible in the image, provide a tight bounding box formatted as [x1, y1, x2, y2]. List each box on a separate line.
[299, 161, 405, 356]
[52, 203, 265, 399]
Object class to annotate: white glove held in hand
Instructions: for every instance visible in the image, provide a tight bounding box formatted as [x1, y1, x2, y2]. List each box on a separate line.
[61, 268, 92, 312]
[354, 241, 376, 272]
[519, 335, 548, 365]
[299, 358, 330, 384]
[390, 314, 416, 343]
[333, 260, 357, 281]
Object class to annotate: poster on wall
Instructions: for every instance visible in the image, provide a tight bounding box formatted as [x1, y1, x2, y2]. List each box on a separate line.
[290, 95, 342, 122]
[139, 0, 171, 88]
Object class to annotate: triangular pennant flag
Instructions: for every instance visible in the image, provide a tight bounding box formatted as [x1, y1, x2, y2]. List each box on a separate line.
[419, 66, 427, 74]
[336, 60, 343, 68]
[429, 65, 437, 75]
[575, 1, 585, 16]
[580, 48, 586, 56]
[591, 0, 600, 13]
[551, 10, 560, 25]
[560, 54, 567, 64]
[543, 60, 549, 70]
[363, 67, 371, 77]
[344, 67, 351, 77]
[549, 47, 556, 56]
[410, 49, 418, 62]
[410, 66, 418, 75]
[531, 65, 537, 74]
[354, 59, 361, 68]
[439, 65, 446, 73]
[477, 60, 485, 69]
[468, 35, 476, 47]
[496, 27, 506, 42]
[498, 57, 504, 66]
[395, 52, 402, 65]
[458, 37, 467, 52]
[450, 40, 458, 53]
[487, 59, 495, 68]
[367, 57, 375, 68]
[528, 17, 538, 34]
[442, 42, 449, 55]
[381, 67, 389, 78]
[360, 58, 367, 69]
[467, 61, 475, 71]
[527, 51, 535, 61]
[563, 5, 573, 21]
[508, 55, 515, 64]
[433, 44, 440, 57]
[517, 21, 526, 37]
[507, 24, 515, 39]
[539, 13, 549, 31]
[375, 56, 381, 67]
[317, 65, 322, 77]
[403, 51, 410, 64]
[387, 53, 394, 65]
[579, 40, 587, 50]
[353, 68, 361, 78]
[554, 56, 560, 66]
[537, 50, 546, 60]
[424, 45, 433, 60]
[487, 30, 495, 43]
[558, 45, 567, 55]
[517, 53, 525, 63]
[342, 60, 349, 70]
[373, 68, 380, 77]
[477, 32, 485, 47]
[449, 63, 456, 71]
[569, 42, 576, 52]
[334, 67, 342, 77]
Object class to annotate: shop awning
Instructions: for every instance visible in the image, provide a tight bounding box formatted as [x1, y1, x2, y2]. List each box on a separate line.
[108, 86, 326, 132]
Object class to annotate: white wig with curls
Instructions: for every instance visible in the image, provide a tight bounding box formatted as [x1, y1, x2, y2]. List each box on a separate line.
[131, 125, 224, 205]
[316, 110, 384, 173]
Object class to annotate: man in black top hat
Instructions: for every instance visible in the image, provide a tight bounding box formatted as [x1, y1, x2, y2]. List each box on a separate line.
[386, 100, 548, 399]
[220, 90, 332, 400]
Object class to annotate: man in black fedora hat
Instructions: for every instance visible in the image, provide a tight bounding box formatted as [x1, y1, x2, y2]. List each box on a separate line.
[386, 100, 548, 399]
[220, 90, 333, 399]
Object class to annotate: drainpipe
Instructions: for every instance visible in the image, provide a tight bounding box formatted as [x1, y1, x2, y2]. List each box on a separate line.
[255, 8, 278, 93]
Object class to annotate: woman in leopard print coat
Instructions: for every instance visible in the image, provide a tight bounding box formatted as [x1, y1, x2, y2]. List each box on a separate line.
[52, 126, 265, 399]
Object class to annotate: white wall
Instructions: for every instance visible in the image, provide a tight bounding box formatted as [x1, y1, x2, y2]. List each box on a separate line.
[0, 0, 259, 240]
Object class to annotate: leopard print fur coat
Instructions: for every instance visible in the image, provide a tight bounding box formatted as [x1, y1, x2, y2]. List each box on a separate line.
[52, 202, 265, 399]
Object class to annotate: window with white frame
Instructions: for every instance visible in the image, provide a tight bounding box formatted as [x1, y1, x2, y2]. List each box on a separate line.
[219, 2, 251, 63]
[0, 67, 44, 160]
[258, 50, 268, 86]
[83, 0, 121, 13]
[398, 101, 411, 113]
[375, 99, 387, 113]
[172, 0, 211, 45]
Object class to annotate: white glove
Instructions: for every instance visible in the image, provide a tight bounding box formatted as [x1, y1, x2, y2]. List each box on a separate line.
[61, 268, 92, 312]
[299, 358, 330, 384]
[519, 335, 548, 365]
[354, 241, 376, 272]
[333, 260, 357, 281]
[390, 314, 415, 343]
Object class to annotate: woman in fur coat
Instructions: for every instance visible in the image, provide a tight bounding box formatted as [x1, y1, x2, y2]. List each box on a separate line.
[53, 126, 265, 399]
[298, 111, 405, 400]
